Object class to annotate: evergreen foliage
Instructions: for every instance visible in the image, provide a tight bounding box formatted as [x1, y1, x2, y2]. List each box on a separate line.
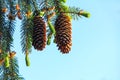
[0, 0, 90, 79]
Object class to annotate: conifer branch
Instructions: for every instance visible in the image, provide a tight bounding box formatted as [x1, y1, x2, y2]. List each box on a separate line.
[31, 0, 38, 11]
[21, 17, 33, 54]
[2, 57, 24, 80]
[61, 7, 90, 19]
[1, 0, 90, 73]
[0, 53, 24, 80]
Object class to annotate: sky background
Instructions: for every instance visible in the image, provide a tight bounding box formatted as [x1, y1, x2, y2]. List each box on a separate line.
[13, 0, 120, 80]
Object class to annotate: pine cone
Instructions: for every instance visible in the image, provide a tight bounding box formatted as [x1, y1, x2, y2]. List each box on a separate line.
[32, 16, 46, 51]
[55, 13, 72, 53]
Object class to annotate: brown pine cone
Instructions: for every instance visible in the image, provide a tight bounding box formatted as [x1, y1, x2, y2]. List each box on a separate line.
[55, 13, 72, 53]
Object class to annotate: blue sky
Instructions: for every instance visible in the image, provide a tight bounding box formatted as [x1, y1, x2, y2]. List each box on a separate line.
[13, 0, 120, 80]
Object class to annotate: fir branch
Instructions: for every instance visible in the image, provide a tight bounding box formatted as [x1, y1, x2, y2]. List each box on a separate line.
[63, 6, 81, 20]
[4, 0, 17, 52]
[0, 0, 14, 52]
[0, 13, 6, 52]
[31, 0, 38, 10]
[21, 17, 33, 54]
[20, 1, 34, 68]
[5, 20, 15, 51]
[1, 57, 24, 80]
[61, 6, 90, 20]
